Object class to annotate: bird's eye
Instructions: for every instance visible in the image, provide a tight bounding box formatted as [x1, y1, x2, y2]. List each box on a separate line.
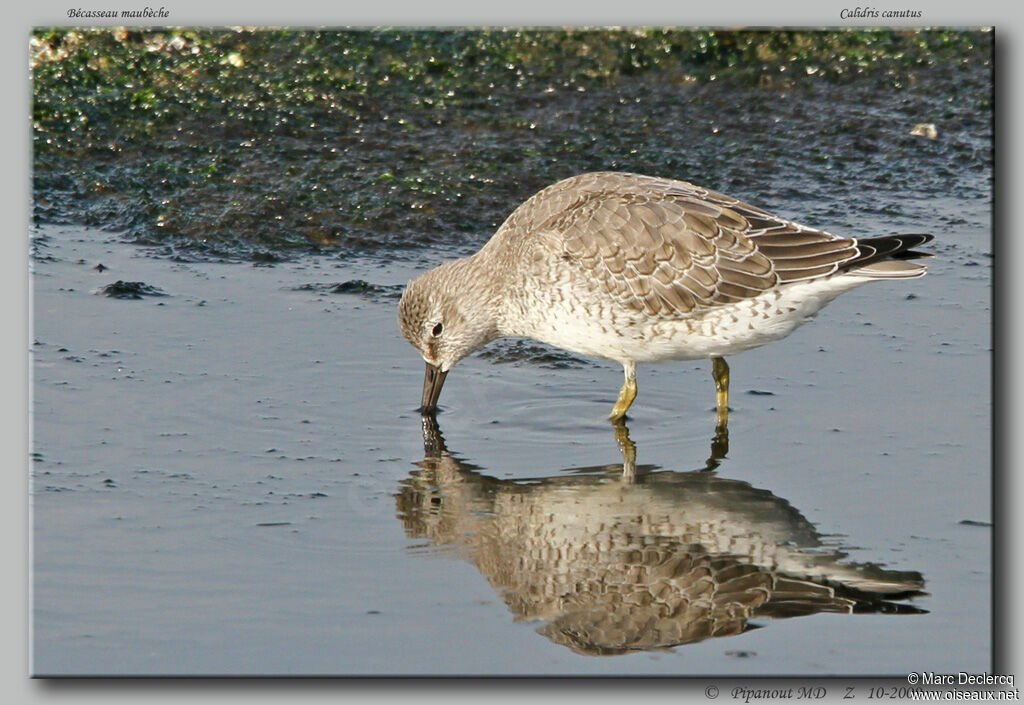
[432, 322, 444, 337]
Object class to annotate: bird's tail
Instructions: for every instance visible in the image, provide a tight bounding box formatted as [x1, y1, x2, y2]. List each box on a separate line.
[847, 234, 934, 278]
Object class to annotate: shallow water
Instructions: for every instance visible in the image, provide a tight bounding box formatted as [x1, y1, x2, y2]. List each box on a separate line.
[31, 209, 989, 674]
[30, 27, 991, 676]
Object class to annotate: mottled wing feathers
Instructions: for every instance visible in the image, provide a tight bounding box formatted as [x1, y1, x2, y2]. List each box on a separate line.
[505, 172, 869, 319]
[560, 197, 778, 318]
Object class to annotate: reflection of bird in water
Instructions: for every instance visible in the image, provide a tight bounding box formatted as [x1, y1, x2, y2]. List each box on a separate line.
[397, 416, 926, 656]
[398, 172, 933, 424]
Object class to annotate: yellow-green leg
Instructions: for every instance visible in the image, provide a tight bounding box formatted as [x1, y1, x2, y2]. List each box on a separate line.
[712, 356, 730, 427]
[609, 361, 637, 421]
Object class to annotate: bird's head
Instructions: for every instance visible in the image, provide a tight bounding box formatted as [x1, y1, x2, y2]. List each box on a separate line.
[398, 259, 499, 412]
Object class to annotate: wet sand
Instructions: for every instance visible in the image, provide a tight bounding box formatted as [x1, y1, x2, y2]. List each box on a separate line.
[30, 215, 989, 675]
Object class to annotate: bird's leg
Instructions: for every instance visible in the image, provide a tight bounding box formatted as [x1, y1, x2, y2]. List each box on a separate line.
[712, 356, 730, 428]
[609, 361, 637, 421]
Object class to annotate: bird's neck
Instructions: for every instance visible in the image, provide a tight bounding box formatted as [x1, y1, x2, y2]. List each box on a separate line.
[442, 252, 505, 342]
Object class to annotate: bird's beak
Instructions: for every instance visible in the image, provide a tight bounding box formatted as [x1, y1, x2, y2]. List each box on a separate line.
[419, 362, 448, 413]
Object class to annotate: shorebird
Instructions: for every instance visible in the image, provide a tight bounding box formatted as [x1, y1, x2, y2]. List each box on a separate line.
[398, 172, 932, 422]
